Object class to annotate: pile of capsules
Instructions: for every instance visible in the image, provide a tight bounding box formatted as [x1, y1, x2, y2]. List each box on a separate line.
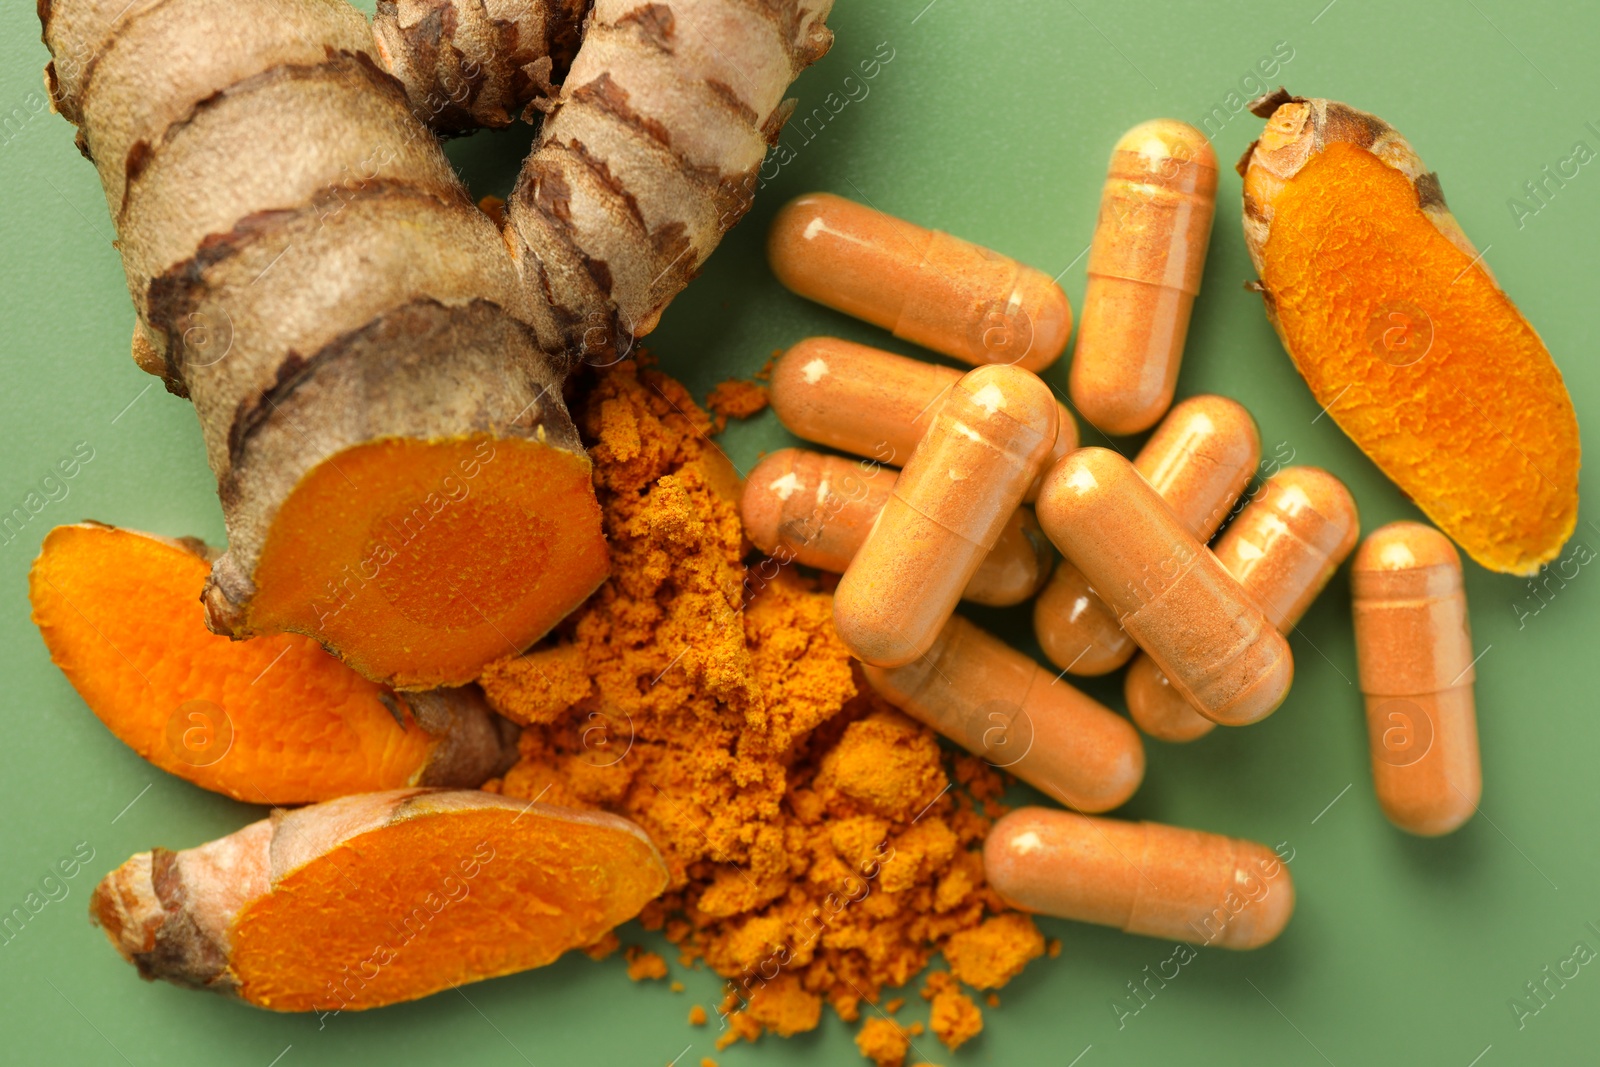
[748, 120, 1484, 951]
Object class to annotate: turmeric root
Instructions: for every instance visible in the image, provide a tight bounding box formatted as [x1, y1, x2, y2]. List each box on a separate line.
[39, 0, 832, 688]
[1239, 92, 1579, 575]
[500, 0, 836, 352]
[90, 788, 668, 1010]
[371, 0, 587, 133]
[30, 523, 512, 804]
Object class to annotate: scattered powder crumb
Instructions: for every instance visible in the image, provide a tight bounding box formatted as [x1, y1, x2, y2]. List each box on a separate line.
[688, 1005, 708, 1026]
[671, 981, 685, 993]
[700, 1060, 718, 1067]
[884, 997, 905, 1014]
[1047, 938, 1062, 959]
[942, 914, 1045, 989]
[582, 931, 620, 960]
[480, 360, 1045, 1049]
[985, 993, 1000, 1009]
[625, 946, 669, 981]
[705, 377, 769, 431]
[855, 1016, 911, 1067]
[929, 985, 982, 1051]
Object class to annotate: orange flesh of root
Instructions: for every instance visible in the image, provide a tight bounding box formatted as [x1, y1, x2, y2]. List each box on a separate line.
[29, 525, 438, 803]
[1261, 142, 1578, 574]
[229, 806, 665, 1010]
[248, 435, 608, 689]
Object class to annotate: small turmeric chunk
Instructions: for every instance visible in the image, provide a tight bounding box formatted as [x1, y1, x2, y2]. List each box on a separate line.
[688, 1004, 709, 1026]
[942, 914, 1045, 989]
[814, 711, 948, 822]
[625, 946, 669, 981]
[928, 986, 983, 1051]
[90, 789, 668, 1010]
[856, 1016, 911, 1067]
[1240, 93, 1579, 575]
[706, 378, 770, 432]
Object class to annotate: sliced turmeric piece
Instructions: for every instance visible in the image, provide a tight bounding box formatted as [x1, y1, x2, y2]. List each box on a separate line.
[91, 788, 668, 1010]
[1239, 92, 1579, 574]
[29, 523, 511, 804]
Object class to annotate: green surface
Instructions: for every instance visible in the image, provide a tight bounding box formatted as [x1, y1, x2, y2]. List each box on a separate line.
[2, 1, 1597, 1064]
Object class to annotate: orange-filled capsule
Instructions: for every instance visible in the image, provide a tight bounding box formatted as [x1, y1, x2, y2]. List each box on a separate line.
[864, 616, 1144, 812]
[769, 337, 1077, 499]
[740, 449, 1054, 606]
[1034, 395, 1258, 675]
[1037, 448, 1291, 725]
[1070, 120, 1218, 435]
[1352, 522, 1481, 836]
[834, 365, 1058, 667]
[985, 807, 1293, 949]
[768, 195, 1072, 372]
[1128, 467, 1360, 742]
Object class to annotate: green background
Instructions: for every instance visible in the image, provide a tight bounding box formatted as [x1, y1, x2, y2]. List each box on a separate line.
[2, 0, 1596, 1063]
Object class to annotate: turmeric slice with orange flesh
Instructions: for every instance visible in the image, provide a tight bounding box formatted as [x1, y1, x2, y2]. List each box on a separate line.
[217, 428, 610, 691]
[1240, 92, 1578, 574]
[29, 523, 511, 804]
[90, 789, 668, 1010]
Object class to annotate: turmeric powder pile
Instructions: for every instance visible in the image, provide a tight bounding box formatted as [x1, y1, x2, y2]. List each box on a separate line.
[478, 359, 1045, 1057]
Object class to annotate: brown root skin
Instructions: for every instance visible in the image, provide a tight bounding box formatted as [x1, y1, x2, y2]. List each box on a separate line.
[30, 523, 514, 803]
[1239, 93, 1480, 280]
[504, 0, 836, 362]
[91, 790, 669, 1010]
[371, 0, 588, 134]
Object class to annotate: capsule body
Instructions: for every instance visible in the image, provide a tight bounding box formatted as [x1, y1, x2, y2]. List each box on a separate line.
[1128, 467, 1359, 742]
[835, 366, 1058, 667]
[1037, 448, 1291, 725]
[768, 194, 1072, 371]
[864, 617, 1144, 812]
[985, 808, 1293, 949]
[740, 449, 1053, 606]
[1070, 121, 1218, 435]
[1035, 395, 1258, 675]
[1352, 522, 1481, 836]
[770, 337, 1076, 500]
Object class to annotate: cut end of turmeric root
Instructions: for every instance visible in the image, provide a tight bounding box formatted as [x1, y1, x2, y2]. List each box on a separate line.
[1239, 93, 1579, 575]
[90, 789, 668, 1011]
[29, 523, 513, 804]
[210, 433, 608, 690]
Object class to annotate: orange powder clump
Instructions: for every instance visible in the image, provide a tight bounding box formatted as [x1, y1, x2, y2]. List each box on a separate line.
[478, 359, 1045, 1047]
[688, 1005, 709, 1026]
[626, 946, 669, 981]
[706, 378, 770, 432]
[930, 988, 982, 1051]
[856, 1016, 912, 1067]
[942, 914, 1046, 989]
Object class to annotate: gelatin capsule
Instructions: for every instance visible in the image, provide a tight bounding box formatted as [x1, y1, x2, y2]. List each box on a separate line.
[740, 448, 1054, 606]
[834, 365, 1058, 667]
[1070, 120, 1218, 435]
[1128, 467, 1360, 742]
[1352, 522, 1481, 836]
[768, 194, 1072, 371]
[769, 337, 1076, 500]
[863, 616, 1144, 813]
[1034, 395, 1257, 675]
[985, 807, 1293, 949]
[1036, 448, 1291, 725]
